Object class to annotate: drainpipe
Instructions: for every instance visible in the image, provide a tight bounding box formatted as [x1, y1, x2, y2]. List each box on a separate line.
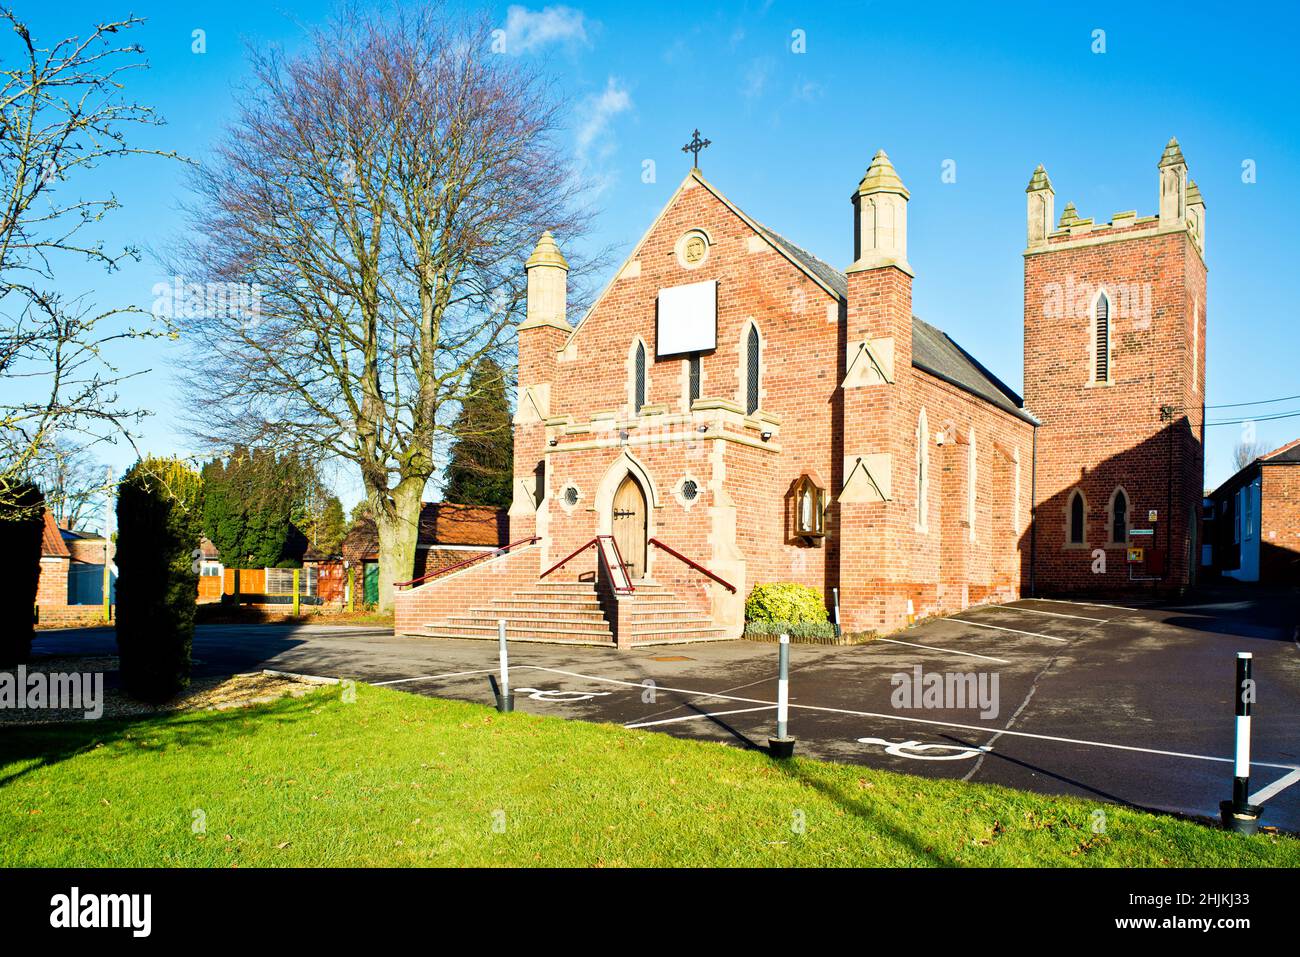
[1029, 423, 1038, 597]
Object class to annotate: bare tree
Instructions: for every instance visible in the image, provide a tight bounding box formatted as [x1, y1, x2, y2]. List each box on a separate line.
[0, 11, 180, 514]
[173, 6, 594, 609]
[1233, 440, 1269, 471]
[30, 437, 105, 529]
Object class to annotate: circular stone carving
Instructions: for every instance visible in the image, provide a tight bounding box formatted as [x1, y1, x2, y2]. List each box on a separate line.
[675, 229, 710, 269]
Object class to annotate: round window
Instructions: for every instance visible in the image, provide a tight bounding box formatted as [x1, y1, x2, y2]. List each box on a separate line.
[563, 486, 579, 506]
[681, 479, 699, 502]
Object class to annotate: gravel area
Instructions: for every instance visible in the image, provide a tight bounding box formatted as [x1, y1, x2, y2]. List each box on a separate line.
[0, 656, 328, 725]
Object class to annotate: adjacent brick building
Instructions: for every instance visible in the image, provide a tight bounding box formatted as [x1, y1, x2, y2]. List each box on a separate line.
[395, 139, 1209, 644]
[1205, 438, 1300, 584]
[35, 511, 115, 628]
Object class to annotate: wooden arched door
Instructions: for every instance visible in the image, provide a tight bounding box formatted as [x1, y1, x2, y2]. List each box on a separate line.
[612, 474, 648, 580]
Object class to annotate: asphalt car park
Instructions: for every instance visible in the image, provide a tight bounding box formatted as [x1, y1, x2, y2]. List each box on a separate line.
[33, 589, 1300, 832]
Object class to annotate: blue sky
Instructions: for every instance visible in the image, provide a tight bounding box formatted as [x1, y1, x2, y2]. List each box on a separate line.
[21, 1, 1300, 514]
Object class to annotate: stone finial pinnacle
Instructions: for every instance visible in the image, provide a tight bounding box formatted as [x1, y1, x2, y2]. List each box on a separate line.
[526, 230, 569, 271]
[1026, 164, 1053, 193]
[855, 149, 910, 200]
[1058, 201, 1079, 228]
[1158, 137, 1186, 168]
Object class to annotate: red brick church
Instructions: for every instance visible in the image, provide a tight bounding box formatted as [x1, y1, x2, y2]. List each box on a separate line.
[395, 139, 1206, 644]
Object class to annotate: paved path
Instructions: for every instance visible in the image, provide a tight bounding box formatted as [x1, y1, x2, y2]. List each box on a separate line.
[32, 587, 1300, 831]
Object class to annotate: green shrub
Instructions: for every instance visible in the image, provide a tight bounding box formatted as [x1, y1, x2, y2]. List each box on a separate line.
[0, 483, 45, 665]
[115, 457, 204, 703]
[744, 582, 828, 625]
[744, 620, 839, 640]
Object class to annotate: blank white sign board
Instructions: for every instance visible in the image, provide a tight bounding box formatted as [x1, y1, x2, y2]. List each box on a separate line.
[657, 280, 717, 356]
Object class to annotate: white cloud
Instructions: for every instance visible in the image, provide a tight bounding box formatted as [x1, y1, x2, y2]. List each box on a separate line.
[743, 58, 773, 100]
[499, 5, 589, 55]
[574, 77, 633, 194]
[792, 77, 823, 102]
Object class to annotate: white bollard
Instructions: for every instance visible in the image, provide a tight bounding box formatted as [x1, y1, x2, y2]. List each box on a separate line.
[1221, 651, 1260, 832]
[769, 633, 795, 758]
[496, 619, 513, 712]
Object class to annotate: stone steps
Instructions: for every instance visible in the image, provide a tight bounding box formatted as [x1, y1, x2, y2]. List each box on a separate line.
[421, 576, 734, 647]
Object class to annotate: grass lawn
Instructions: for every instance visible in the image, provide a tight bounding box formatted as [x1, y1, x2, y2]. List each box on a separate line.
[1, 683, 1295, 867]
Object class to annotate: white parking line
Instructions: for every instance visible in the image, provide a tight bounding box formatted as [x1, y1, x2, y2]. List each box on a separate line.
[1022, 598, 1144, 613]
[1250, 768, 1300, 805]
[373, 667, 508, 686]
[944, 619, 1069, 642]
[875, 638, 1010, 664]
[530, 666, 1300, 774]
[999, 605, 1106, 623]
[625, 706, 777, 729]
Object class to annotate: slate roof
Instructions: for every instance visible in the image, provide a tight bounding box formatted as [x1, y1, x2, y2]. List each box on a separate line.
[755, 224, 1035, 423]
[1262, 437, 1300, 463]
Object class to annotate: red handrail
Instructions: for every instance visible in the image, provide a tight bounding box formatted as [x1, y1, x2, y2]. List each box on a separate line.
[393, 536, 539, 589]
[648, 537, 736, 593]
[539, 536, 599, 581]
[539, 535, 635, 594]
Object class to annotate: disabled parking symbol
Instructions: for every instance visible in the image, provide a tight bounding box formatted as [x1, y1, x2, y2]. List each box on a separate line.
[856, 737, 992, 761]
[514, 687, 613, 703]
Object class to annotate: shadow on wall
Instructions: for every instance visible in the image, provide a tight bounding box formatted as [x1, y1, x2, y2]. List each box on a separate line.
[1026, 413, 1203, 597]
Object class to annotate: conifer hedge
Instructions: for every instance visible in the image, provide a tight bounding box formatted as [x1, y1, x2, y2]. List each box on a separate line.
[0, 483, 45, 665]
[115, 457, 204, 702]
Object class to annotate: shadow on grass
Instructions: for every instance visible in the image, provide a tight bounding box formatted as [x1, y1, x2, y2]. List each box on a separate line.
[766, 753, 961, 867]
[0, 692, 329, 789]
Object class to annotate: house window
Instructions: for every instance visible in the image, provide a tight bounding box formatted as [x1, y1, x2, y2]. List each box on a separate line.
[634, 340, 647, 412]
[1110, 489, 1129, 544]
[916, 409, 929, 532]
[1245, 484, 1255, 538]
[562, 486, 579, 506]
[1234, 490, 1242, 544]
[1068, 490, 1085, 544]
[681, 479, 699, 501]
[745, 324, 760, 415]
[688, 353, 702, 406]
[1094, 292, 1111, 382]
[792, 474, 825, 538]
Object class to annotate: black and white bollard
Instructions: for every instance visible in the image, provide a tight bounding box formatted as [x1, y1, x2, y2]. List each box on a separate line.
[1220, 651, 1261, 833]
[768, 633, 796, 759]
[495, 619, 514, 713]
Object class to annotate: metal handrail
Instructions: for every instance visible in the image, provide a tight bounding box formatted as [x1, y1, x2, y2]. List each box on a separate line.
[393, 536, 540, 589]
[539, 536, 599, 581]
[539, 535, 635, 594]
[647, 537, 737, 593]
[597, 534, 635, 595]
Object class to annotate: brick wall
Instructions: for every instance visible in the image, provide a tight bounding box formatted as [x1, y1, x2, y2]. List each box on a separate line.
[1260, 463, 1300, 584]
[392, 542, 543, 636]
[36, 557, 68, 608]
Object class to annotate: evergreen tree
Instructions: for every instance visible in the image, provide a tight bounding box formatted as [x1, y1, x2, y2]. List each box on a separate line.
[0, 483, 44, 665]
[312, 496, 347, 554]
[116, 457, 204, 702]
[444, 357, 513, 508]
[200, 448, 317, 567]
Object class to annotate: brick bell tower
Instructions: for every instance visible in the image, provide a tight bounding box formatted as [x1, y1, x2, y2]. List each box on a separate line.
[1023, 139, 1207, 595]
